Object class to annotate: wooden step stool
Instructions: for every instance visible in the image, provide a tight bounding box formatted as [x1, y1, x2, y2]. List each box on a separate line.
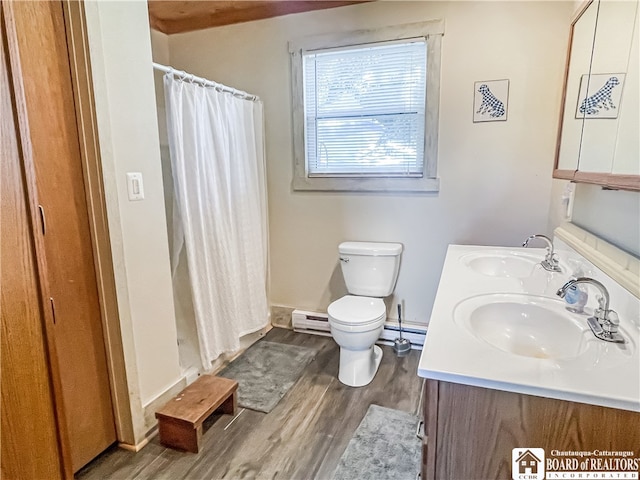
[155, 375, 238, 453]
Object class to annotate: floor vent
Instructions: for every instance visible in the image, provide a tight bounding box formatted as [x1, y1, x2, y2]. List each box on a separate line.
[291, 309, 426, 350]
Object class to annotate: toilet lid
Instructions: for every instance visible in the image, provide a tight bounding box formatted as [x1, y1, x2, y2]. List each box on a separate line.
[328, 296, 386, 325]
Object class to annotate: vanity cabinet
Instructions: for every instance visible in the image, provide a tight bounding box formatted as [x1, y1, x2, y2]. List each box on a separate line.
[420, 379, 640, 480]
[554, 0, 639, 191]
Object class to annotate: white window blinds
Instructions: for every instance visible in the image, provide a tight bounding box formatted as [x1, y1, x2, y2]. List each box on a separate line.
[303, 39, 427, 177]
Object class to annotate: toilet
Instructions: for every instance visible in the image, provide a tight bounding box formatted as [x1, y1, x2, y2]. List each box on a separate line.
[327, 241, 403, 387]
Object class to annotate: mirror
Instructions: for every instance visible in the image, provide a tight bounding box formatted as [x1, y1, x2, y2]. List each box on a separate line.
[556, 1, 598, 174]
[579, 0, 637, 173]
[610, 1, 639, 178]
[554, 0, 639, 191]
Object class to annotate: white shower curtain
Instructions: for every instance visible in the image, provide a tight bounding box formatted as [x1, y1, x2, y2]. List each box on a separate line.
[164, 75, 269, 370]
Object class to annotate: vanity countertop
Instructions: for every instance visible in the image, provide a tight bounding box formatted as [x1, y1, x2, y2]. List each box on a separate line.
[417, 244, 640, 412]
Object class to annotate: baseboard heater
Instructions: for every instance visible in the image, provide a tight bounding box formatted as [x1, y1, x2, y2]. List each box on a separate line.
[291, 309, 426, 350]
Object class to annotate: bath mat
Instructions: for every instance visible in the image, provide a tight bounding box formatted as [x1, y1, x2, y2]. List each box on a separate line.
[332, 404, 421, 480]
[218, 340, 316, 413]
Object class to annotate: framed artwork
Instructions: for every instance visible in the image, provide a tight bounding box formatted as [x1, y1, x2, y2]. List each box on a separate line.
[575, 73, 625, 119]
[473, 79, 509, 122]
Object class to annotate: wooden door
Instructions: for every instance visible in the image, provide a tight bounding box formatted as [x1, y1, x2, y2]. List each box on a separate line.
[0, 6, 64, 478]
[3, 0, 116, 472]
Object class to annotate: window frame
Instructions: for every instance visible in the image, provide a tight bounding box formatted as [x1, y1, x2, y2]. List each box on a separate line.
[289, 20, 444, 193]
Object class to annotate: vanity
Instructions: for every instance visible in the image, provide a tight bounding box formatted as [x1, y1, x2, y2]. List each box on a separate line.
[417, 226, 640, 479]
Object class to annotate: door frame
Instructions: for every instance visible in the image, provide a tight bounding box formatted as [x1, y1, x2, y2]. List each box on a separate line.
[60, 0, 135, 447]
[4, 1, 135, 469]
[5, 0, 162, 467]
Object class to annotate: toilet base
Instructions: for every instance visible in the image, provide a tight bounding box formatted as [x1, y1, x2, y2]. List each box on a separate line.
[338, 345, 383, 387]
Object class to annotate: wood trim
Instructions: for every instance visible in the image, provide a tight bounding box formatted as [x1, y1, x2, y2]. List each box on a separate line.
[149, 11, 166, 33]
[148, 1, 368, 35]
[574, 170, 640, 191]
[552, 168, 576, 180]
[605, 173, 640, 191]
[572, 0, 594, 24]
[60, 0, 135, 445]
[1, 7, 65, 477]
[425, 31, 442, 183]
[554, 169, 640, 191]
[5, 0, 120, 470]
[573, 170, 611, 185]
[422, 379, 439, 480]
[289, 19, 445, 53]
[117, 429, 158, 453]
[2, 3, 73, 477]
[141, 376, 187, 434]
[553, 1, 587, 173]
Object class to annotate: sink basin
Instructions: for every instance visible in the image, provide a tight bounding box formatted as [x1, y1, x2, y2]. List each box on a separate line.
[461, 251, 538, 278]
[454, 294, 590, 360]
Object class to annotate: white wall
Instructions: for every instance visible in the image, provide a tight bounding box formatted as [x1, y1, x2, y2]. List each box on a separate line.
[84, 0, 181, 433]
[548, 181, 640, 259]
[571, 184, 640, 256]
[167, 1, 573, 324]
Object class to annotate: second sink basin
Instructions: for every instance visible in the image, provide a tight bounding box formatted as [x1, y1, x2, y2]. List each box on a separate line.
[454, 293, 590, 360]
[461, 251, 539, 278]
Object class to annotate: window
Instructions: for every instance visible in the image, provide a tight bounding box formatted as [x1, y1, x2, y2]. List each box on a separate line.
[305, 40, 426, 177]
[290, 21, 444, 192]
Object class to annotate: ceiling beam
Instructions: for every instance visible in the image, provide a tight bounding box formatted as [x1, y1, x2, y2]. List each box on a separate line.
[148, 1, 369, 35]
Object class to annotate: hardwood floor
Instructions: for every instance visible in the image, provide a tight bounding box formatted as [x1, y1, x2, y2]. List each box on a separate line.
[76, 328, 423, 479]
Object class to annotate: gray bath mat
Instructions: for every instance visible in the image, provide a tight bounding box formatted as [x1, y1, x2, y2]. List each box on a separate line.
[218, 340, 315, 413]
[332, 404, 421, 480]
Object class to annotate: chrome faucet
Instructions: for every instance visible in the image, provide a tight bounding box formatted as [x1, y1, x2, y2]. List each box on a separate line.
[557, 277, 624, 343]
[522, 234, 562, 273]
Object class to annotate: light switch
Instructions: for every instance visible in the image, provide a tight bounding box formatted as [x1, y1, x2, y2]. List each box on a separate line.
[126, 172, 145, 201]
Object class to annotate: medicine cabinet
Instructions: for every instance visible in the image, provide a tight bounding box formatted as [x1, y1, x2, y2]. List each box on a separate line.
[554, 0, 639, 191]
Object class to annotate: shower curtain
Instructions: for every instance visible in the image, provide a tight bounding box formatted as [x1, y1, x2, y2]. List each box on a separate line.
[164, 75, 269, 370]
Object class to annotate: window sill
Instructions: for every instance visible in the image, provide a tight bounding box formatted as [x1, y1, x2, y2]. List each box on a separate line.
[292, 175, 440, 193]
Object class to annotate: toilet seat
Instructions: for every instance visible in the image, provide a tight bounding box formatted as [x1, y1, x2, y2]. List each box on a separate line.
[328, 296, 385, 326]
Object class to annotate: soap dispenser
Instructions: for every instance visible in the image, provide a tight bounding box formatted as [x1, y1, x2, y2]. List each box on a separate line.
[563, 261, 589, 314]
[564, 283, 588, 313]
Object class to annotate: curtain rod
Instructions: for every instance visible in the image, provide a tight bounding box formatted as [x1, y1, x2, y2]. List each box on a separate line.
[153, 62, 259, 102]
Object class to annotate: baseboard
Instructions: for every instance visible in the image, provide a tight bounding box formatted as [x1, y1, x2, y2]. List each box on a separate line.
[271, 305, 294, 329]
[140, 376, 188, 441]
[209, 324, 272, 374]
[118, 427, 157, 452]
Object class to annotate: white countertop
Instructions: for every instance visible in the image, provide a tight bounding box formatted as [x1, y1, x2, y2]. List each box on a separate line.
[418, 244, 640, 412]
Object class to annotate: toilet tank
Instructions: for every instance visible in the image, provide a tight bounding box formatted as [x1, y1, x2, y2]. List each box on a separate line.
[338, 242, 403, 297]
